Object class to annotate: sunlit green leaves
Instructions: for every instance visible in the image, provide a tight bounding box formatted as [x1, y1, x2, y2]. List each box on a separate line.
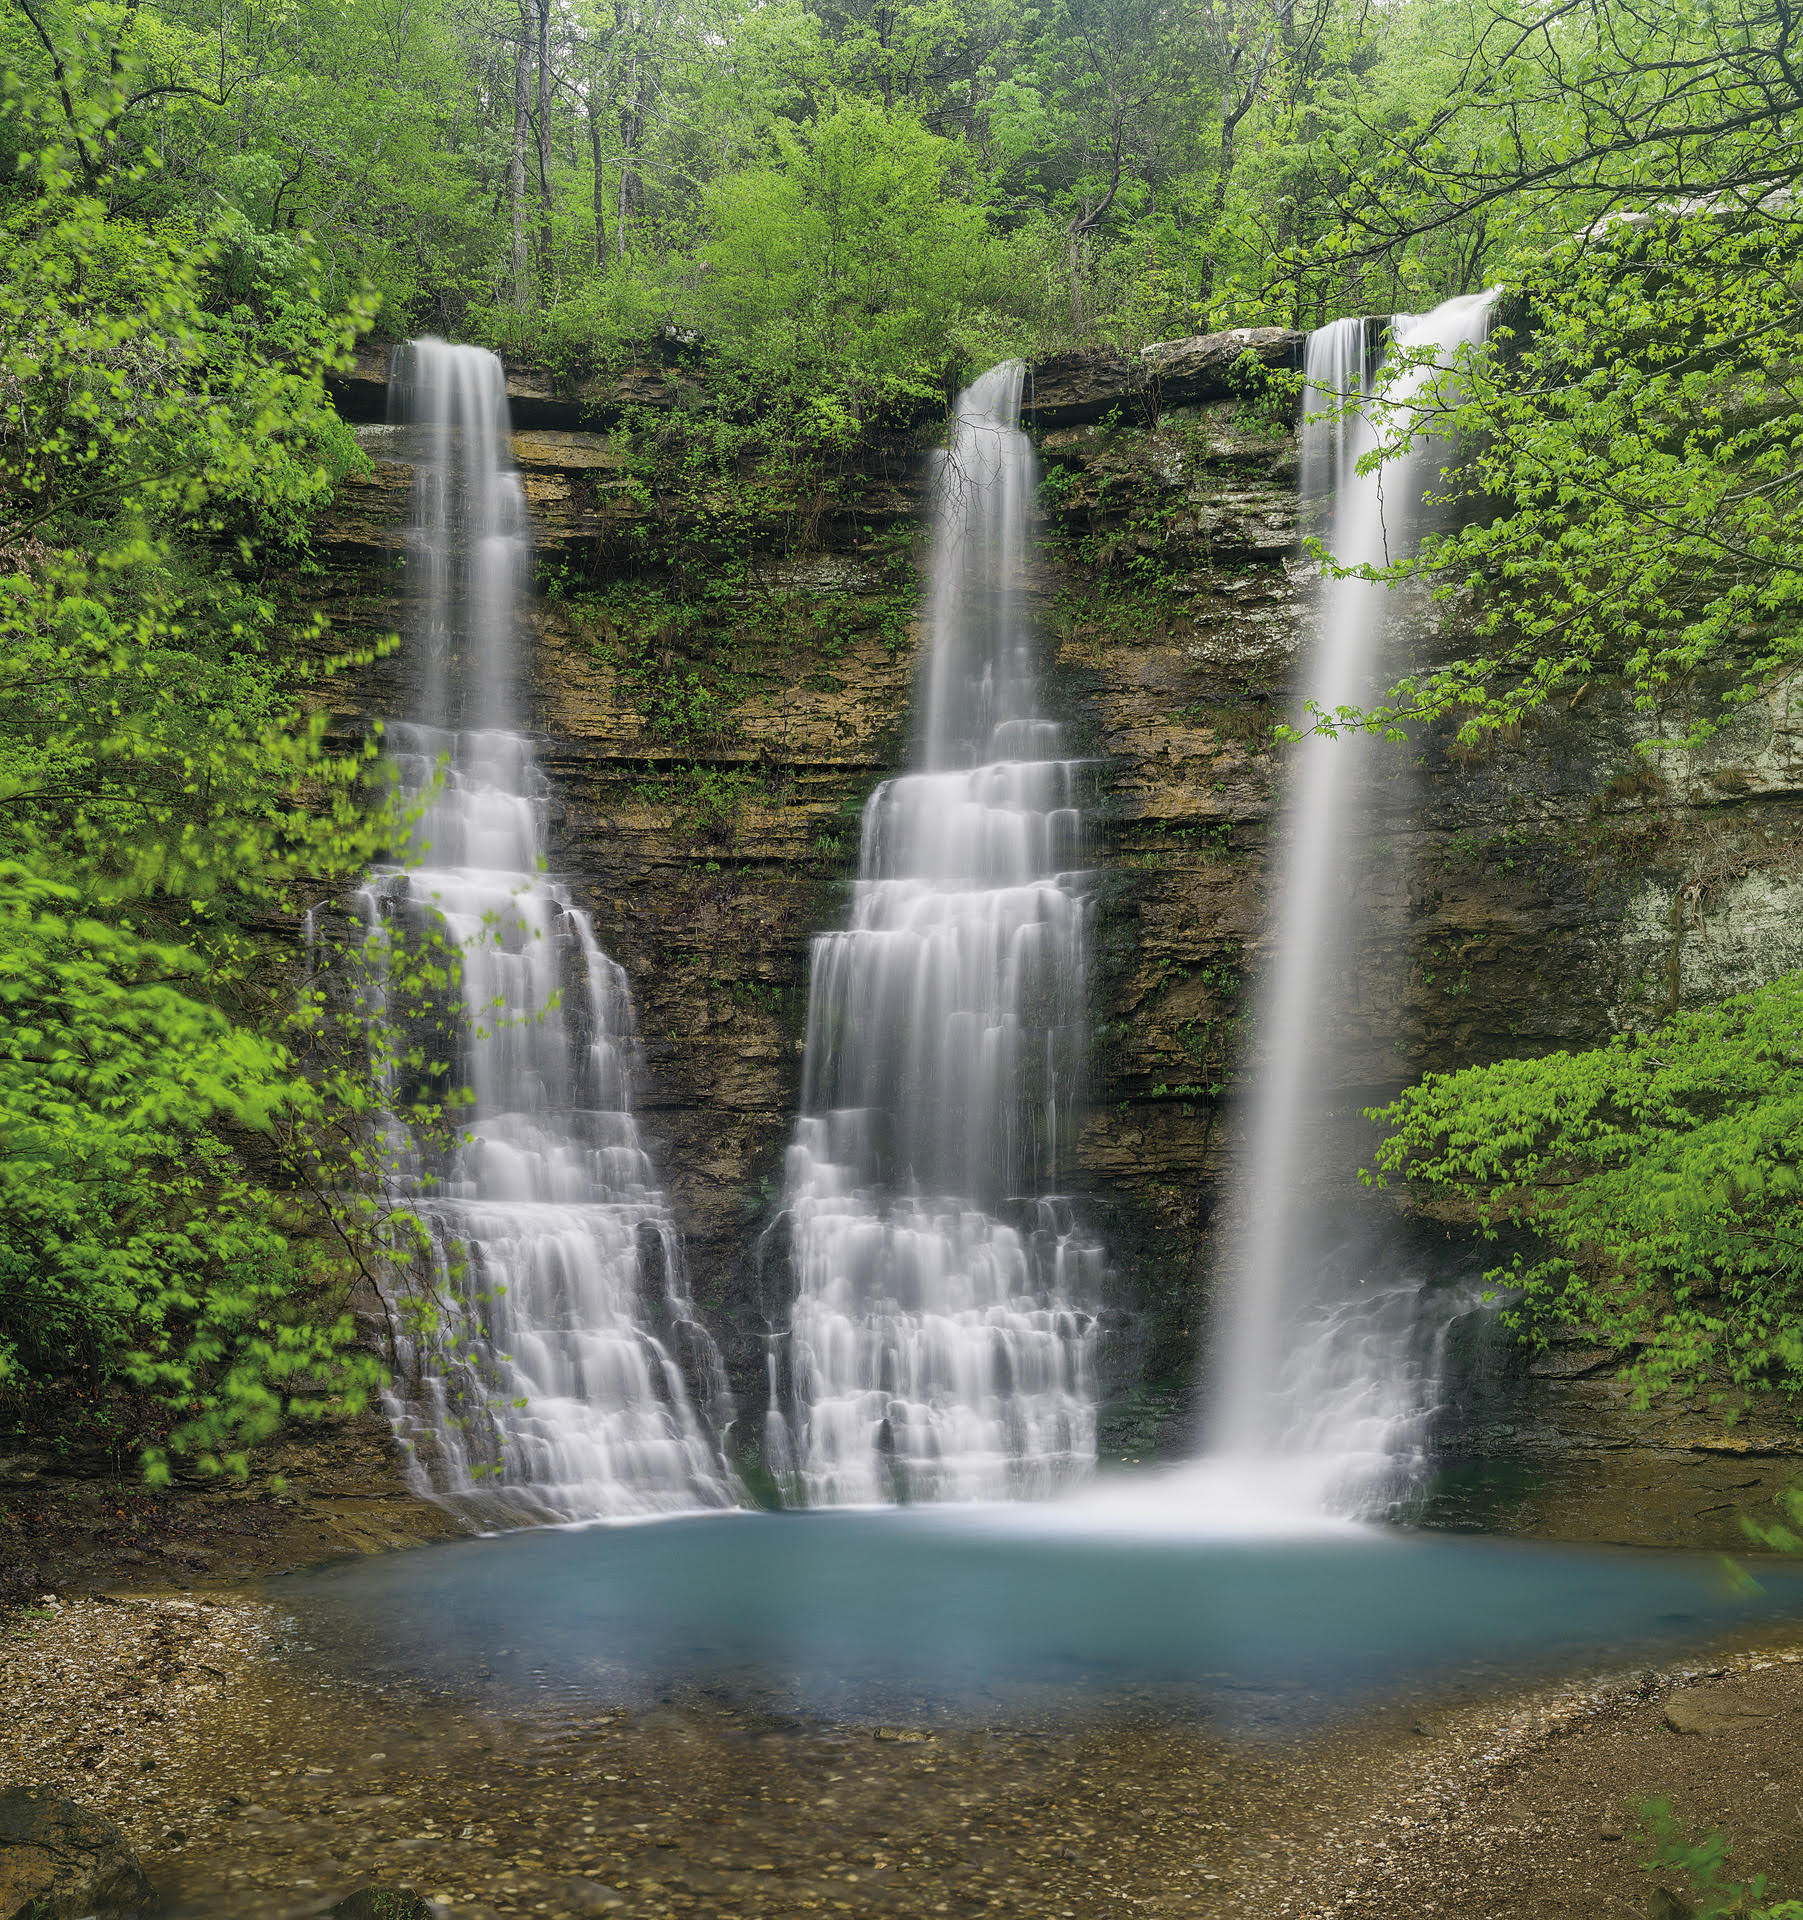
[1346, 207, 1803, 751]
[698, 97, 990, 413]
[1369, 974, 1803, 1410]
[0, 147, 431, 1479]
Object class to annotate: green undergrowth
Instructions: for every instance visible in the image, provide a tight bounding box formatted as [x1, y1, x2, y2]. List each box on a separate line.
[1637, 1797, 1803, 1918]
[1370, 973, 1803, 1413]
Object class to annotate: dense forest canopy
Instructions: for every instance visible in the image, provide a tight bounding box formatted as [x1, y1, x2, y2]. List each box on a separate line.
[3, 0, 1803, 1466]
[8, 0, 1737, 408]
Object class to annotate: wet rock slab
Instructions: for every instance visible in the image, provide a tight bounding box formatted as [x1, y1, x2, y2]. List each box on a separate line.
[1025, 327, 1305, 429]
[1662, 1686, 1781, 1736]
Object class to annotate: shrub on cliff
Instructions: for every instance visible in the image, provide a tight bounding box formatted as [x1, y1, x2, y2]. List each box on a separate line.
[1368, 974, 1803, 1412]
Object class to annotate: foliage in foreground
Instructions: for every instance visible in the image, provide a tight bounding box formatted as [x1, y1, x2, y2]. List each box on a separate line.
[1636, 1797, 1803, 1920]
[0, 866, 380, 1474]
[1368, 977, 1803, 1411]
[0, 130, 443, 1479]
[1331, 203, 1803, 757]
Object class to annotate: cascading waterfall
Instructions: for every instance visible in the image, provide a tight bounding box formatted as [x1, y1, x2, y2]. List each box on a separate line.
[363, 338, 734, 1524]
[779, 361, 1101, 1506]
[1205, 293, 1498, 1518]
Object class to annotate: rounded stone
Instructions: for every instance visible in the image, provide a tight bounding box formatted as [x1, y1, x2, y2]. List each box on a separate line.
[0, 1784, 156, 1920]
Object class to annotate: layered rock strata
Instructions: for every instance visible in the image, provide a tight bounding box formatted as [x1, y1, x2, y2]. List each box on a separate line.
[308, 336, 1803, 1532]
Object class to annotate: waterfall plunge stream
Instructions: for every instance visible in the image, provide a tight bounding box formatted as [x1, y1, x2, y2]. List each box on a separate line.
[777, 362, 1101, 1506]
[365, 340, 734, 1524]
[1200, 293, 1499, 1523]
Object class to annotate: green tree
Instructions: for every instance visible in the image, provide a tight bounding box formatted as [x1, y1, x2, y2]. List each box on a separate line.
[697, 95, 991, 412]
[0, 126, 446, 1479]
[1369, 977, 1803, 1411]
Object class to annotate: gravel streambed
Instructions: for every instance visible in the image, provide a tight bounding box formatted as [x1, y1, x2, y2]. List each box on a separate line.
[7, 1587, 1803, 1919]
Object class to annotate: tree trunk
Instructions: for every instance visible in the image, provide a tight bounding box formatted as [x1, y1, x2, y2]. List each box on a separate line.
[586, 93, 609, 269]
[1199, 80, 1253, 316]
[617, 42, 640, 265]
[510, 2, 532, 310]
[534, 0, 554, 280]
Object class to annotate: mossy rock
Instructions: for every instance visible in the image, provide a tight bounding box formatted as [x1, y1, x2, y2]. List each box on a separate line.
[329, 1889, 433, 1920]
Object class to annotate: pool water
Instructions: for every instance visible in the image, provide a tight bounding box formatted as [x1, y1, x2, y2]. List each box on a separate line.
[273, 1496, 1803, 1727]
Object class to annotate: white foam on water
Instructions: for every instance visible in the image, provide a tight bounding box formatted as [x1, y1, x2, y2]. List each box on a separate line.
[1203, 295, 1500, 1525]
[363, 339, 736, 1525]
[777, 362, 1102, 1505]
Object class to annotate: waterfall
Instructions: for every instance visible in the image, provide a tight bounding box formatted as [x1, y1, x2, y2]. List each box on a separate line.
[364, 338, 735, 1524]
[778, 361, 1101, 1505]
[1204, 293, 1498, 1518]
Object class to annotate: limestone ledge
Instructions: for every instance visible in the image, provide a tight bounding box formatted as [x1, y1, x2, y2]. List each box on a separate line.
[304, 422, 930, 1394]
[1027, 326, 1305, 430]
[306, 377, 1803, 1479]
[330, 322, 1306, 438]
[327, 340, 706, 428]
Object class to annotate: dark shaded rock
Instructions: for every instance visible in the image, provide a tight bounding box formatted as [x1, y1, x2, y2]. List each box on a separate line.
[1025, 326, 1304, 429]
[1650, 1888, 1697, 1920]
[1025, 347, 1150, 430]
[330, 1889, 434, 1920]
[0, 1785, 156, 1919]
[1144, 326, 1304, 407]
[327, 339, 704, 430]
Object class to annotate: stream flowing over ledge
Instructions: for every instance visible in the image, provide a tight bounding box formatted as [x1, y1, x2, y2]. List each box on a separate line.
[292, 326, 1803, 1536]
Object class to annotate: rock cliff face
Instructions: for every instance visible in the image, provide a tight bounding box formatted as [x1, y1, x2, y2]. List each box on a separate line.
[308, 407, 933, 1463]
[311, 336, 1803, 1533]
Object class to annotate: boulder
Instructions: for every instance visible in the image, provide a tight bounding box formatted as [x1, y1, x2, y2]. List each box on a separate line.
[330, 1888, 434, 1919]
[1023, 347, 1149, 430]
[0, 1785, 156, 1920]
[1024, 326, 1305, 429]
[1144, 326, 1305, 406]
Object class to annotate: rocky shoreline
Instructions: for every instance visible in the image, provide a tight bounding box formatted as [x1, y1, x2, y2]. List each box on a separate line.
[0, 1416, 463, 1618]
[6, 1511, 1803, 1918]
